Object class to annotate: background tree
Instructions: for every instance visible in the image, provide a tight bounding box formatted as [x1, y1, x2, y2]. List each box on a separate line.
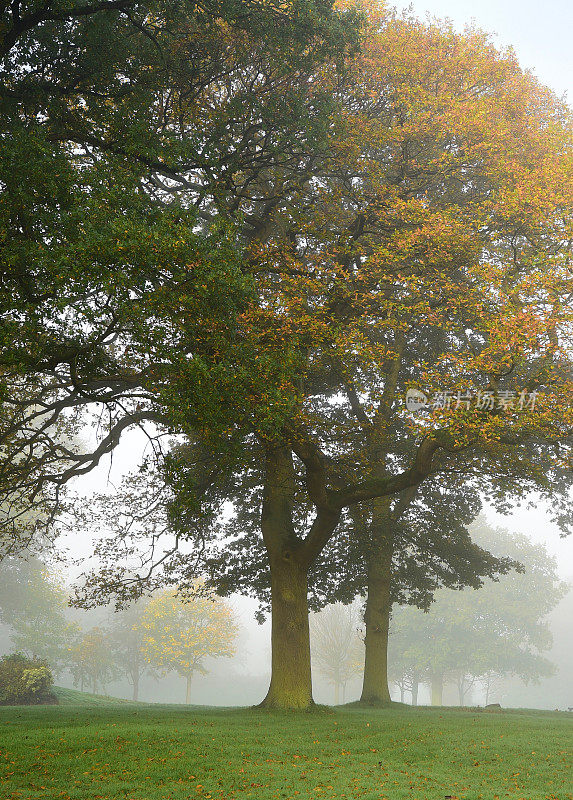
[107, 597, 156, 701]
[388, 524, 567, 705]
[69, 627, 118, 695]
[141, 586, 238, 704]
[0, 555, 79, 676]
[310, 602, 363, 704]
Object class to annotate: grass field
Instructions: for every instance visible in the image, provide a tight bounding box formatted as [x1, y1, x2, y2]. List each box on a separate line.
[0, 692, 571, 800]
[52, 687, 141, 707]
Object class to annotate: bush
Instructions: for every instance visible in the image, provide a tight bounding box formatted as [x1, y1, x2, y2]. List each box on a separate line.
[0, 653, 58, 705]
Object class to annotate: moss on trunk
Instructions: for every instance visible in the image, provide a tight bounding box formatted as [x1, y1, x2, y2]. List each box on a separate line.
[260, 553, 313, 709]
[360, 501, 393, 705]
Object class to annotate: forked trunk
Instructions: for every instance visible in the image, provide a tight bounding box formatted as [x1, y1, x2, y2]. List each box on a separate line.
[259, 445, 341, 710]
[360, 502, 393, 705]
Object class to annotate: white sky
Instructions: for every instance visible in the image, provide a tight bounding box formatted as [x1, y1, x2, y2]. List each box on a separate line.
[391, 0, 572, 102]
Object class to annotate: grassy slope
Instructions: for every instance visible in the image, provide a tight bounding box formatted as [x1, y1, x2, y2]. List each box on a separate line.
[53, 687, 141, 707]
[0, 696, 571, 800]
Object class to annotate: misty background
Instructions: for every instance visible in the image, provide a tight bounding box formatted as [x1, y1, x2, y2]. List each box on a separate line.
[0, 425, 570, 710]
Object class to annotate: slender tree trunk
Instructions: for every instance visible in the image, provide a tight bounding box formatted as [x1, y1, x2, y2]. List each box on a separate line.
[458, 675, 465, 706]
[334, 664, 341, 705]
[360, 501, 393, 705]
[400, 684, 405, 703]
[411, 679, 419, 706]
[431, 672, 443, 706]
[260, 446, 313, 710]
[132, 671, 139, 702]
[185, 673, 192, 704]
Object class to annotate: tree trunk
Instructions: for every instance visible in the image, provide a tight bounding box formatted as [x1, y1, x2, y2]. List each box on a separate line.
[261, 552, 313, 709]
[411, 679, 419, 706]
[400, 684, 405, 703]
[333, 664, 341, 705]
[360, 501, 393, 705]
[334, 680, 340, 705]
[132, 672, 139, 702]
[185, 673, 192, 704]
[260, 446, 313, 710]
[485, 672, 495, 705]
[431, 672, 443, 706]
[458, 675, 465, 706]
[258, 445, 342, 710]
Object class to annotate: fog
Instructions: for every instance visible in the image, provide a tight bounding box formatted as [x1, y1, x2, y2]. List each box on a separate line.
[1, 428, 571, 711]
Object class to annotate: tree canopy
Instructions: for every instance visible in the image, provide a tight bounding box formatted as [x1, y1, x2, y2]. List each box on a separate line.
[141, 585, 238, 702]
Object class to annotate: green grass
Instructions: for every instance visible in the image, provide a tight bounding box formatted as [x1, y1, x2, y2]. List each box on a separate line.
[52, 687, 142, 707]
[0, 693, 571, 800]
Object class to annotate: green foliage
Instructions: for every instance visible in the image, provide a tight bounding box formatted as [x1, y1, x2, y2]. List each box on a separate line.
[69, 627, 120, 695]
[0, 653, 55, 705]
[388, 523, 568, 694]
[0, 0, 362, 540]
[0, 556, 80, 675]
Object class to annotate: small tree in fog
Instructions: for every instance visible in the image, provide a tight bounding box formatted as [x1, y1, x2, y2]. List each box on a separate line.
[311, 603, 363, 704]
[141, 585, 238, 704]
[107, 598, 156, 701]
[70, 627, 118, 695]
